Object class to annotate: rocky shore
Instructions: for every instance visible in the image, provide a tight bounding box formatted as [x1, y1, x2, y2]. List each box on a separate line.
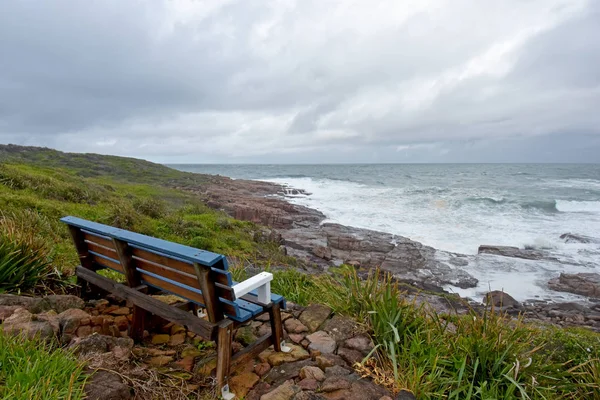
[188, 176, 600, 332]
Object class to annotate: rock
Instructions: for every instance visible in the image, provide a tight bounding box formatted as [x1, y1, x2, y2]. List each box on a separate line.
[151, 334, 170, 344]
[344, 336, 373, 353]
[548, 273, 600, 298]
[0, 305, 20, 321]
[379, 397, 393, 400]
[236, 325, 258, 346]
[289, 333, 305, 343]
[169, 333, 186, 346]
[246, 382, 272, 400]
[181, 346, 203, 358]
[0, 294, 41, 309]
[148, 355, 173, 366]
[322, 380, 390, 400]
[293, 392, 327, 400]
[255, 362, 272, 377]
[315, 354, 346, 370]
[324, 365, 351, 376]
[306, 331, 337, 354]
[263, 359, 316, 386]
[322, 315, 361, 343]
[110, 307, 130, 316]
[2, 308, 58, 340]
[284, 319, 309, 334]
[59, 308, 92, 334]
[478, 245, 546, 260]
[560, 233, 600, 244]
[321, 376, 351, 392]
[260, 380, 301, 400]
[337, 347, 364, 366]
[230, 372, 260, 398]
[76, 325, 93, 337]
[395, 390, 417, 400]
[85, 370, 132, 400]
[114, 316, 129, 331]
[261, 344, 310, 366]
[40, 295, 85, 313]
[69, 334, 134, 355]
[299, 366, 326, 381]
[299, 305, 332, 332]
[298, 378, 319, 390]
[483, 291, 521, 309]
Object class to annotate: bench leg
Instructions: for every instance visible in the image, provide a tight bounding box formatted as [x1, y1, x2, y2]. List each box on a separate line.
[216, 320, 234, 393]
[268, 302, 283, 352]
[129, 305, 147, 341]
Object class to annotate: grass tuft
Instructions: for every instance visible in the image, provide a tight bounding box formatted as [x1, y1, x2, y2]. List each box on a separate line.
[0, 333, 87, 400]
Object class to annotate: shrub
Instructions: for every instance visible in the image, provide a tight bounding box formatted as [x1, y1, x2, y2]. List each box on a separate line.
[133, 197, 167, 219]
[0, 236, 52, 294]
[0, 333, 87, 400]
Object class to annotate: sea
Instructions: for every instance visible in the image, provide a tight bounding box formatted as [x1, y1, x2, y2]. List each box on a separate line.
[170, 164, 600, 303]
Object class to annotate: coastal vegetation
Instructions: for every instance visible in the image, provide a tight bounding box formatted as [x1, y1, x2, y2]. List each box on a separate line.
[1, 145, 599, 399]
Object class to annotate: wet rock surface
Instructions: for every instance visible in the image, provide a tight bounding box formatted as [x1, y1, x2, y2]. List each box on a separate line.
[548, 273, 600, 299]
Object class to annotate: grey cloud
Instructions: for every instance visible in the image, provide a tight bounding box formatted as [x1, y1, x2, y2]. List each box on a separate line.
[0, 0, 599, 162]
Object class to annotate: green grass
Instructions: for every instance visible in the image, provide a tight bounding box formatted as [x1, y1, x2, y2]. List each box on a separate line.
[0, 333, 87, 400]
[247, 265, 600, 399]
[0, 160, 294, 291]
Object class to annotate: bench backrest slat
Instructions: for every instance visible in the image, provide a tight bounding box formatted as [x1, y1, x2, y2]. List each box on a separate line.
[61, 216, 244, 322]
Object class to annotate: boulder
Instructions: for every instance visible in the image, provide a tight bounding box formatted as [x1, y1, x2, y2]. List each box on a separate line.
[343, 335, 373, 354]
[58, 308, 92, 334]
[284, 319, 309, 334]
[306, 331, 337, 354]
[560, 233, 600, 244]
[69, 334, 134, 355]
[230, 372, 260, 398]
[85, 370, 132, 400]
[0, 305, 20, 322]
[478, 245, 545, 260]
[299, 304, 332, 332]
[337, 347, 364, 366]
[321, 315, 361, 343]
[260, 344, 310, 366]
[483, 291, 520, 309]
[260, 380, 301, 400]
[548, 273, 600, 298]
[299, 366, 326, 382]
[0, 294, 84, 314]
[2, 308, 58, 340]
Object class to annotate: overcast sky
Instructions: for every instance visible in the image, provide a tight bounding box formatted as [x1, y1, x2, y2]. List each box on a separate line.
[1, 0, 599, 163]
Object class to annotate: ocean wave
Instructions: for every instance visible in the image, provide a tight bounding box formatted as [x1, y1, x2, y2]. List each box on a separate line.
[556, 200, 600, 213]
[464, 196, 507, 206]
[520, 200, 559, 213]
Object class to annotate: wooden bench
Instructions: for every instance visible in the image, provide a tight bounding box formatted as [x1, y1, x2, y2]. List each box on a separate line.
[61, 216, 289, 399]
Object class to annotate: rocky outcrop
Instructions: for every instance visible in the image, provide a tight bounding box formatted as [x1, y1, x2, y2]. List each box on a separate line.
[484, 291, 521, 309]
[478, 245, 547, 260]
[281, 224, 478, 290]
[548, 273, 600, 299]
[560, 233, 600, 244]
[187, 179, 478, 292]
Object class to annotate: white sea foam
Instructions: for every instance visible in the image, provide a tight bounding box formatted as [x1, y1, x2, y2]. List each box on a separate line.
[263, 176, 600, 302]
[556, 200, 600, 213]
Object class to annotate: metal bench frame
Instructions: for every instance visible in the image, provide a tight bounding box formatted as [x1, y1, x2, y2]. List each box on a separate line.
[61, 216, 288, 397]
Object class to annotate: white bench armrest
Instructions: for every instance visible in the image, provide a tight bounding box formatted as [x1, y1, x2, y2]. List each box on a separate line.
[232, 272, 273, 304]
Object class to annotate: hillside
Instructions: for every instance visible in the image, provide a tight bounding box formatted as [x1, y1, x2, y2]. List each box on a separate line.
[0, 144, 294, 284]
